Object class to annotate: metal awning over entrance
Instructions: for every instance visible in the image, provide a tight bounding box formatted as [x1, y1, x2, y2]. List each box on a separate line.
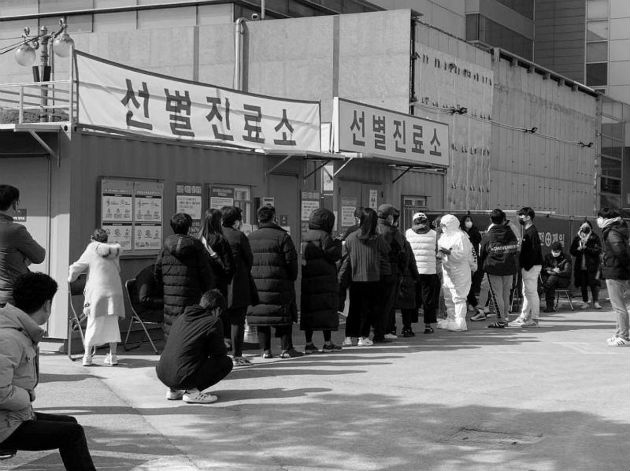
[0, 123, 65, 165]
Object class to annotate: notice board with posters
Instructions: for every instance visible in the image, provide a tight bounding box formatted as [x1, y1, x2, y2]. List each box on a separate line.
[176, 183, 203, 235]
[99, 177, 164, 255]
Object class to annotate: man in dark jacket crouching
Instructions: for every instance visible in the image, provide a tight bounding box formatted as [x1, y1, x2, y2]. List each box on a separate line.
[156, 290, 233, 404]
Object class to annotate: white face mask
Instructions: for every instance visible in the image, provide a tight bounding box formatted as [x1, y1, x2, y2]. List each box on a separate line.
[465, 221, 473, 229]
[551, 251, 561, 258]
[596, 217, 605, 228]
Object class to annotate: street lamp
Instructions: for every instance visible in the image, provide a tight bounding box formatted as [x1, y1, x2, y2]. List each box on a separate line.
[14, 19, 74, 121]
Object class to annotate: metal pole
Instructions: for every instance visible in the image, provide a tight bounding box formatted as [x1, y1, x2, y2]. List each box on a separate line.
[39, 26, 50, 122]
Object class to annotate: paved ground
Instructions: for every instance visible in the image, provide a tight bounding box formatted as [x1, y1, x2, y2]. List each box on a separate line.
[3, 305, 629, 471]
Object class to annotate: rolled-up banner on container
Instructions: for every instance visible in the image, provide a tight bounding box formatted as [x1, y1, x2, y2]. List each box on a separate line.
[75, 50, 321, 152]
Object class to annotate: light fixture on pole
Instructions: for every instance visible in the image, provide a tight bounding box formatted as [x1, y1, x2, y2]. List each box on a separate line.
[14, 19, 74, 121]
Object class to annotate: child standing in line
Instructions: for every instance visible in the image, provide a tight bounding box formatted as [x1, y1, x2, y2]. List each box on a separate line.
[68, 229, 125, 366]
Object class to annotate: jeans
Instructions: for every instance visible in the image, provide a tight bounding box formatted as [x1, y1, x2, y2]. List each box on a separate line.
[487, 274, 514, 321]
[606, 279, 630, 340]
[0, 413, 95, 471]
[520, 265, 542, 321]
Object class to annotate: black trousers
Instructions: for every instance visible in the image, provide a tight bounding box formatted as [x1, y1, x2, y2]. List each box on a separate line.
[227, 307, 247, 357]
[575, 270, 600, 303]
[543, 275, 570, 306]
[1, 412, 95, 471]
[257, 325, 292, 352]
[180, 355, 233, 391]
[305, 329, 332, 342]
[346, 281, 381, 338]
[418, 274, 440, 324]
[378, 277, 399, 339]
[467, 270, 483, 307]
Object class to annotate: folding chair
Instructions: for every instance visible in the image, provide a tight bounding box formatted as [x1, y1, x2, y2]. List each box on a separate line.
[123, 279, 162, 354]
[67, 275, 94, 361]
[555, 288, 575, 311]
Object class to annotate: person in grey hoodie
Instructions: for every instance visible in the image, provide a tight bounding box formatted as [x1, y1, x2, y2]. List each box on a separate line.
[0, 273, 95, 470]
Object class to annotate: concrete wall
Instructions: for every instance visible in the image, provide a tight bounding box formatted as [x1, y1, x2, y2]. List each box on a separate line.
[490, 57, 599, 216]
[534, 0, 586, 83]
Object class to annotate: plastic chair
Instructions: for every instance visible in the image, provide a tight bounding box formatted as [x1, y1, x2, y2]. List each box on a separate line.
[123, 279, 162, 354]
[67, 275, 94, 361]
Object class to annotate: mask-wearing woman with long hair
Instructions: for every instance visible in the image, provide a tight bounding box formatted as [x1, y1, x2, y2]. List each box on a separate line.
[337, 208, 389, 346]
[199, 209, 235, 344]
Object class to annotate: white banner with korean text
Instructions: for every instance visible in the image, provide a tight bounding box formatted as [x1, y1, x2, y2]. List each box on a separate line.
[333, 98, 449, 167]
[75, 51, 321, 152]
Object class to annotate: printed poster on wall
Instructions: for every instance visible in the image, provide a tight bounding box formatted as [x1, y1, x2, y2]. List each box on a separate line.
[176, 183, 203, 235]
[101, 179, 134, 250]
[301, 191, 320, 221]
[134, 181, 163, 223]
[134, 225, 162, 251]
[210, 186, 234, 210]
[368, 189, 378, 210]
[341, 197, 358, 228]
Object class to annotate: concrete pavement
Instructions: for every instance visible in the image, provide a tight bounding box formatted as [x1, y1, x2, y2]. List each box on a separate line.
[3, 306, 629, 471]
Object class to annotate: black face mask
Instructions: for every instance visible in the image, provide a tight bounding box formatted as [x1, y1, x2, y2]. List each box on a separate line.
[518, 219, 526, 226]
[582, 227, 591, 234]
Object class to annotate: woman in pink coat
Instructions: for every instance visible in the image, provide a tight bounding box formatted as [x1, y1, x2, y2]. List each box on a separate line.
[68, 229, 125, 367]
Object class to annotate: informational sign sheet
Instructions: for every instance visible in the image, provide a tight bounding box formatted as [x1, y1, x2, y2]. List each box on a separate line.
[210, 186, 235, 210]
[176, 183, 203, 235]
[341, 197, 358, 227]
[301, 191, 320, 221]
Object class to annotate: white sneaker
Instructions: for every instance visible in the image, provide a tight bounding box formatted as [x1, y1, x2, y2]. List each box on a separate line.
[579, 302, 589, 309]
[166, 388, 185, 400]
[384, 333, 398, 339]
[593, 302, 602, 309]
[342, 337, 355, 346]
[103, 353, 118, 366]
[357, 337, 373, 346]
[183, 389, 218, 404]
[82, 354, 93, 366]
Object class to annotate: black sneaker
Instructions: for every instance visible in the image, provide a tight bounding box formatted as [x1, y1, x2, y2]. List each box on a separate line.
[280, 348, 305, 358]
[423, 326, 434, 334]
[322, 343, 342, 352]
[372, 337, 392, 344]
[304, 343, 320, 355]
[487, 320, 507, 328]
[401, 328, 415, 337]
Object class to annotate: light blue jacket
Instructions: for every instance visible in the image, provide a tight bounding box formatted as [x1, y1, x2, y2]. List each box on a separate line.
[0, 304, 42, 442]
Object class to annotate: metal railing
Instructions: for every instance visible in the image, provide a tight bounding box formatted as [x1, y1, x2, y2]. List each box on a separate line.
[0, 79, 75, 124]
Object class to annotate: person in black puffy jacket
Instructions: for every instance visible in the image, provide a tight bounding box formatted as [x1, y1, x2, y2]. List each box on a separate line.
[597, 207, 630, 346]
[155, 213, 214, 338]
[247, 205, 302, 359]
[156, 289, 233, 404]
[300, 208, 343, 354]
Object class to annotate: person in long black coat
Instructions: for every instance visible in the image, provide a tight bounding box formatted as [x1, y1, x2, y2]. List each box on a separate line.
[155, 213, 214, 338]
[300, 208, 343, 353]
[569, 220, 602, 309]
[247, 205, 302, 359]
[221, 206, 258, 366]
[461, 214, 482, 311]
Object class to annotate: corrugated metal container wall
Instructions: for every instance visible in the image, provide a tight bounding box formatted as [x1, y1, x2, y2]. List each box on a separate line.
[395, 170, 445, 210]
[490, 57, 599, 216]
[68, 131, 269, 282]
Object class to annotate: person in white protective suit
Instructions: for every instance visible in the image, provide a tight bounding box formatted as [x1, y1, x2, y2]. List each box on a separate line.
[437, 214, 477, 331]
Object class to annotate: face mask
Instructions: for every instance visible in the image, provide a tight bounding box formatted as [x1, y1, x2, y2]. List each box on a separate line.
[551, 251, 560, 258]
[596, 217, 605, 228]
[518, 219, 526, 226]
[581, 226, 591, 234]
[465, 221, 473, 229]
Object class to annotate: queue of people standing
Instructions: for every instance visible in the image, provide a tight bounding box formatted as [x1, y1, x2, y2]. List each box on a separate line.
[0, 182, 630, 469]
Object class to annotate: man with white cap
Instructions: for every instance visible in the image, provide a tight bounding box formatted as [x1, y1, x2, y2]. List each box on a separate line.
[405, 212, 440, 334]
[436, 214, 477, 331]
